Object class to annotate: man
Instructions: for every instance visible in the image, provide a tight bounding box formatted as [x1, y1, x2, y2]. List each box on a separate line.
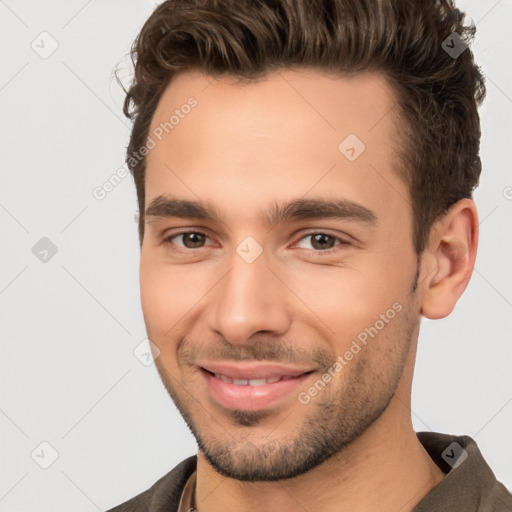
[108, 0, 512, 510]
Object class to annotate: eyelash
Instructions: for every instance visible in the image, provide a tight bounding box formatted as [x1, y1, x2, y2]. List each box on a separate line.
[162, 230, 350, 254]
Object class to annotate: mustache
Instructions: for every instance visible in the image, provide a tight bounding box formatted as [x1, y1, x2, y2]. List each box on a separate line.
[177, 336, 333, 369]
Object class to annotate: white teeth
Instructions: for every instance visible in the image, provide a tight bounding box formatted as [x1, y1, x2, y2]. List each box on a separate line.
[214, 373, 283, 386]
[247, 379, 267, 386]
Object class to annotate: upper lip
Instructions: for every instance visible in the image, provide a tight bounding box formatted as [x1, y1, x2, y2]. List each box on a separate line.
[198, 362, 314, 380]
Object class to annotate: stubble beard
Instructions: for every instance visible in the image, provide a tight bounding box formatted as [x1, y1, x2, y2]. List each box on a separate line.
[153, 296, 418, 482]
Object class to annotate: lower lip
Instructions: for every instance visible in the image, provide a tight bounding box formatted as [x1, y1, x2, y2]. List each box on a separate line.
[200, 368, 314, 411]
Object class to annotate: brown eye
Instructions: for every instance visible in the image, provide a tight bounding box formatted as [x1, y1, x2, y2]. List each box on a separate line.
[310, 233, 337, 250]
[296, 232, 346, 252]
[181, 232, 207, 248]
[164, 231, 210, 249]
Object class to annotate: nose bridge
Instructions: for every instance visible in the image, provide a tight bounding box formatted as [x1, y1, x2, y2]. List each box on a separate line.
[208, 245, 290, 343]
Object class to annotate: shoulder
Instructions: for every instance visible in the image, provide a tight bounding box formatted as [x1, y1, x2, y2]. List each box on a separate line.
[415, 431, 512, 511]
[105, 455, 197, 512]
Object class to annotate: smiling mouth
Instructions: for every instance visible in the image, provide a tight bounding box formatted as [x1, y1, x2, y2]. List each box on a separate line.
[199, 365, 317, 411]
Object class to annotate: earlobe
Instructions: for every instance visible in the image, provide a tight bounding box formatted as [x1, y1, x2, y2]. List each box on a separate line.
[420, 199, 478, 320]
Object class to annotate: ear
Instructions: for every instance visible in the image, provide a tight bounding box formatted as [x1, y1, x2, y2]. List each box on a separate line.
[420, 198, 478, 319]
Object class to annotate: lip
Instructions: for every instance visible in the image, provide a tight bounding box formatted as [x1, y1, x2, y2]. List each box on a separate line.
[198, 361, 313, 380]
[199, 364, 315, 411]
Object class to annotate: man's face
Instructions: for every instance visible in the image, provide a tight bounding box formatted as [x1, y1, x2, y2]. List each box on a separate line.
[140, 69, 421, 481]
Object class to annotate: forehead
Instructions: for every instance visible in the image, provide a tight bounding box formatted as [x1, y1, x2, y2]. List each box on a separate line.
[148, 68, 400, 145]
[144, 68, 408, 226]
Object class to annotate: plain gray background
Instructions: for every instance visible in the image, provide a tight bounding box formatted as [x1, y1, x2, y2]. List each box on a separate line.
[1, 0, 511, 510]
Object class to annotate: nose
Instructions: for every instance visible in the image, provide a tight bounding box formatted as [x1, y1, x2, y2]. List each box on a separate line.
[205, 247, 291, 345]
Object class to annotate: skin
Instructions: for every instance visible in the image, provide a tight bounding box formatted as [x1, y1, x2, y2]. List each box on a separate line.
[139, 68, 478, 512]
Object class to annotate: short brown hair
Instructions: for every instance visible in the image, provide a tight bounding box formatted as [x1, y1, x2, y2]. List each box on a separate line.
[118, 0, 486, 254]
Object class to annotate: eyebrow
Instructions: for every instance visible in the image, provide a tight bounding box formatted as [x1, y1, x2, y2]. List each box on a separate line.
[145, 195, 378, 228]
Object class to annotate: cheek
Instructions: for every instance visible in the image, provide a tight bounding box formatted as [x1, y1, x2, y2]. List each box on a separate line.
[287, 259, 409, 348]
[139, 258, 215, 338]
[141, 271, 180, 333]
[139, 265, 192, 373]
